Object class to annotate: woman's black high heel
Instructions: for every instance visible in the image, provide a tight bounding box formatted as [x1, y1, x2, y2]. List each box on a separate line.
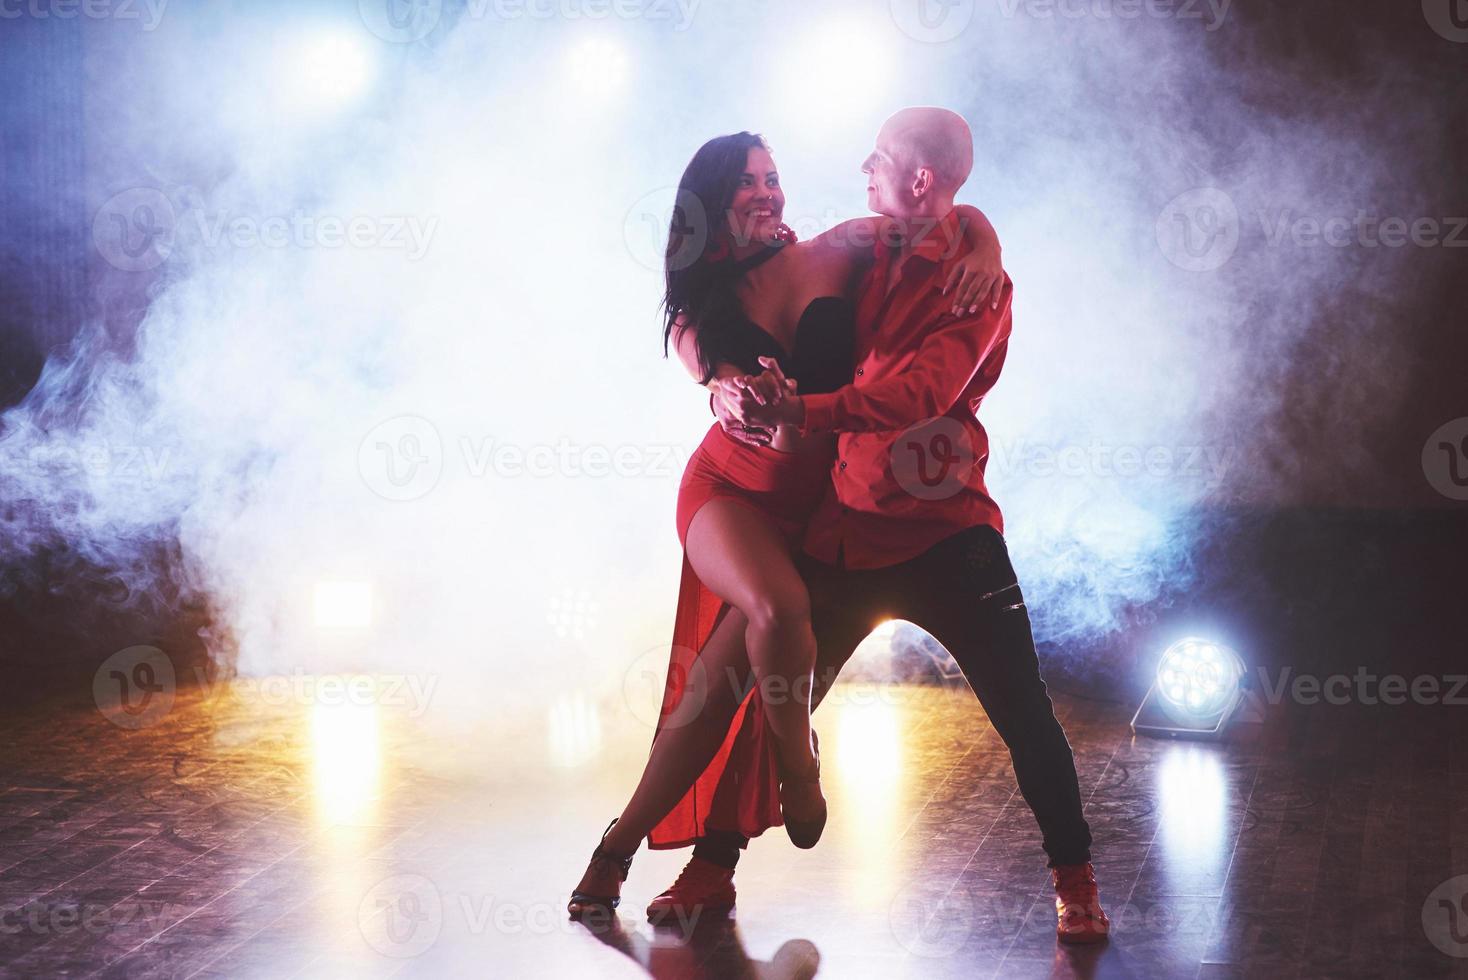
[567, 819, 636, 920]
[780, 733, 827, 850]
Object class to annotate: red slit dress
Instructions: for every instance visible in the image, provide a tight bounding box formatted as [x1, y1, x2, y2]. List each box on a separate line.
[646, 291, 854, 850]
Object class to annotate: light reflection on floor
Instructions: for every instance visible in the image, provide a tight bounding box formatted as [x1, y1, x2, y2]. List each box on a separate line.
[1154, 743, 1230, 887]
[310, 694, 383, 826]
[832, 691, 907, 910]
[6, 669, 1454, 978]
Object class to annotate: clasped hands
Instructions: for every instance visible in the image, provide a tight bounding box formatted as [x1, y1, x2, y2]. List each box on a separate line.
[710, 356, 803, 447]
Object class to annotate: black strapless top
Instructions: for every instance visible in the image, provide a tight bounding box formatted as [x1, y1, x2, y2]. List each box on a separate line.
[738, 296, 856, 397]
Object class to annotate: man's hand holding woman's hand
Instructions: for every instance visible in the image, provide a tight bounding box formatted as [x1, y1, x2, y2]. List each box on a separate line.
[711, 357, 803, 439]
[711, 378, 772, 447]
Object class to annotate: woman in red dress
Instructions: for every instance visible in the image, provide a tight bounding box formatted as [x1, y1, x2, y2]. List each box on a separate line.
[568, 132, 1004, 919]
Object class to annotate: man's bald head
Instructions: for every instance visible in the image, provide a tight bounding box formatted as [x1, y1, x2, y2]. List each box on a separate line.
[882, 107, 973, 194]
[863, 107, 974, 217]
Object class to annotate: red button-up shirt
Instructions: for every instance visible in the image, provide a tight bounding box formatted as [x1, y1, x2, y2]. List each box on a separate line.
[798, 207, 1014, 569]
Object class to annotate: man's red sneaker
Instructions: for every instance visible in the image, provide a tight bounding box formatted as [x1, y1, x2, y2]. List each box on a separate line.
[646, 856, 736, 925]
[1053, 862, 1110, 945]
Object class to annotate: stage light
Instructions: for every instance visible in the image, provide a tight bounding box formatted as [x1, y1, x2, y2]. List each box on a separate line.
[277, 30, 376, 115]
[1157, 638, 1243, 720]
[563, 37, 629, 98]
[313, 580, 374, 629]
[1132, 637, 1247, 739]
[776, 19, 893, 133]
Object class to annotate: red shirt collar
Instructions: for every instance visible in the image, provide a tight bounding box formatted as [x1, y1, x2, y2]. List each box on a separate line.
[874, 207, 965, 266]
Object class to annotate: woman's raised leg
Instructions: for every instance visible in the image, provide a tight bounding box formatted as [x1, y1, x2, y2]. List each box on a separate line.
[680, 500, 822, 831]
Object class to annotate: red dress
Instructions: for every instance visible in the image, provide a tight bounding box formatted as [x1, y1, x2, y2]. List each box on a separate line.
[646, 421, 835, 848]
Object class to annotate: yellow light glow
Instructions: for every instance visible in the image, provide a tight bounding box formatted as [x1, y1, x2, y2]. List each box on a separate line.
[313, 580, 373, 629]
[830, 691, 905, 900]
[311, 692, 382, 825]
[547, 692, 602, 769]
[835, 693, 904, 809]
[870, 619, 897, 636]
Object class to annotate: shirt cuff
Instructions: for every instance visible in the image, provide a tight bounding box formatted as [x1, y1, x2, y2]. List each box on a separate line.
[799, 393, 838, 435]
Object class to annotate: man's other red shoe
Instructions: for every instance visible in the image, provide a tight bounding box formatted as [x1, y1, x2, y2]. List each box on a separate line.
[646, 856, 736, 925]
[1053, 862, 1111, 945]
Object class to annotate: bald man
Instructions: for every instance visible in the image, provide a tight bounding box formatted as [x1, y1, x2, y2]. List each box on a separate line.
[661, 107, 1111, 946]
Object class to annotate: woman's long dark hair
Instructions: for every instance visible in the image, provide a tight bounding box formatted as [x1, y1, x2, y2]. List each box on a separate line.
[660, 132, 782, 384]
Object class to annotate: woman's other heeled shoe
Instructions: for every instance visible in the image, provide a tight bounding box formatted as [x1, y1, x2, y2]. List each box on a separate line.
[779, 736, 827, 850]
[567, 819, 636, 920]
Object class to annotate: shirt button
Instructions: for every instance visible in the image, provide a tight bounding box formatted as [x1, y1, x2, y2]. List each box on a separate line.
[839, 461, 847, 470]
[856, 368, 864, 377]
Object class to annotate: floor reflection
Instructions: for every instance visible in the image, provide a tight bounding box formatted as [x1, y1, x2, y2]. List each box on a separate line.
[309, 690, 382, 826]
[0, 674, 1457, 977]
[582, 916, 820, 980]
[1154, 743, 1229, 885]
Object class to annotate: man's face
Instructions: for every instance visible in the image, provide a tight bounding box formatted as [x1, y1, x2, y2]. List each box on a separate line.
[861, 126, 915, 218]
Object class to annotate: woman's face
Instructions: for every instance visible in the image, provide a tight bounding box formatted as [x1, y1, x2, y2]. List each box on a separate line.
[725, 146, 785, 246]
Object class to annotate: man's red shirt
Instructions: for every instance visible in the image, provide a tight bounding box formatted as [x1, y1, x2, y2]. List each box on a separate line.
[798, 207, 1014, 569]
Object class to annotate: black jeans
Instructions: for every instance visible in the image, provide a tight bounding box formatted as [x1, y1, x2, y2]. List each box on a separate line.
[699, 523, 1093, 868]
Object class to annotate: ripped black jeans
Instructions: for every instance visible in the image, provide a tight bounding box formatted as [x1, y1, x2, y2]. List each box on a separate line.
[697, 523, 1094, 869]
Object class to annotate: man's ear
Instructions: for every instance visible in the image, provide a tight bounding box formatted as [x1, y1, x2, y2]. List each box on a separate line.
[911, 167, 934, 199]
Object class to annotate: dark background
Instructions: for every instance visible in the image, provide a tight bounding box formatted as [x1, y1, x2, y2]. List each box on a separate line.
[1, 0, 1464, 708]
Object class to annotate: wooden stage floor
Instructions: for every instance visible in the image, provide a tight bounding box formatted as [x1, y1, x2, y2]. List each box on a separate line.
[0, 675, 1464, 978]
